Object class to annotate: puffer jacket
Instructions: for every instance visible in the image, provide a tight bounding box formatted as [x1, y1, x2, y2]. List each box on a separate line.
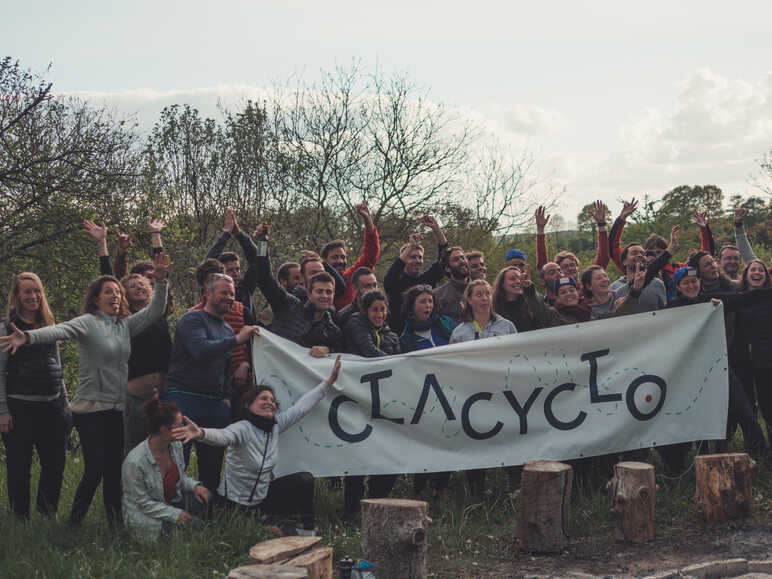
[345, 313, 401, 357]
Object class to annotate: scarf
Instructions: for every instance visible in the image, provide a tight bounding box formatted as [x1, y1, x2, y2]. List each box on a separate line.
[401, 314, 455, 351]
[247, 413, 276, 433]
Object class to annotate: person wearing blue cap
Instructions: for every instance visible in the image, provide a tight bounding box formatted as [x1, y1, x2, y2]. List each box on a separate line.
[505, 249, 528, 269]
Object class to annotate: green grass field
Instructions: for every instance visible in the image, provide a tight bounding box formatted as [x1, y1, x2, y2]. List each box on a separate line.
[1, 434, 770, 578]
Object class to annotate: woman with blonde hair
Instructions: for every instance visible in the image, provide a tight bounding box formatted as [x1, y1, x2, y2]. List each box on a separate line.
[1, 252, 170, 525]
[0, 273, 68, 520]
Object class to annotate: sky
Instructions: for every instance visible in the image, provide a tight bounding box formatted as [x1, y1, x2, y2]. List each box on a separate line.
[5, 0, 771, 225]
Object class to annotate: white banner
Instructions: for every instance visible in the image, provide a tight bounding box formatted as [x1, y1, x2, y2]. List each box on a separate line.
[252, 303, 728, 477]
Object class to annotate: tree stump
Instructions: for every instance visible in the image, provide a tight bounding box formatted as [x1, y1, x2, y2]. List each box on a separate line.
[360, 498, 431, 579]
[517, 460, 572, 553]
[607, 461, 655, 542]
[694, 453, 756, 523]
[249, 537, 322, 564]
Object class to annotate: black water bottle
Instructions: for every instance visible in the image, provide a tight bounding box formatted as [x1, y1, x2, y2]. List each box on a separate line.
[338, 555, 354, 579]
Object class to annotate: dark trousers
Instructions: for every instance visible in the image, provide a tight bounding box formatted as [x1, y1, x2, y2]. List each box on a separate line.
[123, 393, 149, 458]
[726, 368, 767, 454]
[163, 392, 230, 492]
[747, 367, 772, 439]
[70, 409, 124, 524]
[1, 397, 68, 520]
[220, 472, 316, 530]
[344, 474, 397, 517]
[414, 471, 451, 495]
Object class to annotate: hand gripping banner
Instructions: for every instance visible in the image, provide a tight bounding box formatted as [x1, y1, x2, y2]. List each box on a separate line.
[252, 303, 728, 477]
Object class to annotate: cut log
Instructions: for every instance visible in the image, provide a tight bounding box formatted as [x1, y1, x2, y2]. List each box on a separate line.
[249, 536, 322, 564]
[517, 460, 572, 553]
[227, 564, 308, 578]
[361, 498, 431, 579]
[694, 452, 756, 523]
[284, 547, 333, 579]
[607, 461, 656, 543]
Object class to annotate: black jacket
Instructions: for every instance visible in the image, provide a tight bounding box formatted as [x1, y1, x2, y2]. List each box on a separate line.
[256, 253, 343, 351]
[345, 313, 401, 357]
[4, 315, 64, 397]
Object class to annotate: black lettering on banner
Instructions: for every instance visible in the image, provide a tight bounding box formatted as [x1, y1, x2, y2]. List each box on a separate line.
[503, 388, 543, 435]
[410, 373, 456, 424]
[544, 382, 587, 430]
[362, 370, 404, 425]
[581, 349, 622, 404]
[626, 375, 666, 420]
[461, 392, 503, 440]
[328, 395, 373, 443]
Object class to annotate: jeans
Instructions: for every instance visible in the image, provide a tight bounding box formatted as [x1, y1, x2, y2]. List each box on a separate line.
[123, 393, 150, 458]
[1, 396, 68, 520]
[70, 409, 124, 524]
[163, 391, 230, 492]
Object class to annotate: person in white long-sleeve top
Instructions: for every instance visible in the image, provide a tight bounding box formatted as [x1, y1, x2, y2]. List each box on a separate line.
[173, 354, 342, 533]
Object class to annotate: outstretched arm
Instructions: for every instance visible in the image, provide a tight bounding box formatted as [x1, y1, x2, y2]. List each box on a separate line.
[83, 219, 113, 276]
[591, 200, 609, 267]
[610, 198, 637, 271]
[733, 208, 757, 262]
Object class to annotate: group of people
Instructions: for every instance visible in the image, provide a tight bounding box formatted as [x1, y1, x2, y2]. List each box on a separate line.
[1, 199, 771, 537]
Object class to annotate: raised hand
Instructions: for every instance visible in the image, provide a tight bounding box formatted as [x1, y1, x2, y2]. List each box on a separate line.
[223, 208, 239, 234]
[620, 198, 638, 221]
[171, 415, 203, 443]
[692, 208, 708, 229]
[356, 200, 375, 231]
[0, 323, 27, 355]
[326, 354, 342, 389]
[592, 200, 606, 225]
[83, 219, 107, 243]
[734, 207, 749, 227]
[152, 252, 171, 282]
[147, 217, 166, 234]
[420, 215, 439, 230]
[116, 231, 132, 252]
[535, 206, 550, 233]
[632, 268, 646, 291]
[667, 225, 680, 254]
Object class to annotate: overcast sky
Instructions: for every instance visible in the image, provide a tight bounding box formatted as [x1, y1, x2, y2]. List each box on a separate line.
[5, 0, 771, 224]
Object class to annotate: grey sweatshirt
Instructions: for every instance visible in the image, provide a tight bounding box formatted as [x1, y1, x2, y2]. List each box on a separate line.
[26, 280, 168, 405]
[609, 276, 665, 313]
[449, 315, 517, 343]
[201, 380, 328, 506]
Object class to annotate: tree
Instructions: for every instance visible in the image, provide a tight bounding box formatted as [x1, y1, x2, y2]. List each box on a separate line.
[0, 57, 141, 314]
[656, 185, 723, 225]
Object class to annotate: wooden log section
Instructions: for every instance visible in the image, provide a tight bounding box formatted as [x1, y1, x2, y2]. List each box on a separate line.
[249, 537, 322, 564]
[694, 453, 756, 524]
[517, 460, 572, 553]
[361, 498, 432, 579]
[227, 565, 308, 578]
[284, 547, 333, 579]
[607, 461, 656, 542]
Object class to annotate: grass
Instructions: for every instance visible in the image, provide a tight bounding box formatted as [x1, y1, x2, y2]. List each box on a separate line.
[0, 433, 771, 578]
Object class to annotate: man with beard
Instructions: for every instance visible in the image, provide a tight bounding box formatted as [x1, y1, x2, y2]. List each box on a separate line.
[609, 242, 667, 312]
[434, 247, 469, 322]
[384, 215, 448, 333]
[164, 274, 260, 492]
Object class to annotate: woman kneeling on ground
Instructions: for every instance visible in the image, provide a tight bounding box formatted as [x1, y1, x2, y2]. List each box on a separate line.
[173, 355, 342, 534]
[122, 397, 210, 538]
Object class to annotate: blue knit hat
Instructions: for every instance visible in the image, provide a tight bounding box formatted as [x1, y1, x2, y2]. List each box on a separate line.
[673, 266, 698, 286]
[553, 276, 577, 294]
[505, 249, 528, 264]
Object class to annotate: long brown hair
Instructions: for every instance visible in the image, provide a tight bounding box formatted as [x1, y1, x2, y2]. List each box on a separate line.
[83, 275, 130, 320]
[6, 272, 55, 327]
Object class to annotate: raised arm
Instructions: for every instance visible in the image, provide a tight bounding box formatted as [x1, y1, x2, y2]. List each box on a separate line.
[83, 219, 113, 276]
[345, 201, 381, 277]
[535, 206, 550, 270]
[733, 208, 758, 262]
[609, 198, 637, 271]
[592, 201, 610, 267]
[126, 254, 170, 337]
[206, 208, 238, 261]
[277, 355, 341, 432]
[147, 217, 166, 256]
[692, 209, 714, 255]
[113, 229, 131, 280]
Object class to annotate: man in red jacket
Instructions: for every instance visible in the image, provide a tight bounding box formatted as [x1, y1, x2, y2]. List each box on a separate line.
[321, 201, 380, 310]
